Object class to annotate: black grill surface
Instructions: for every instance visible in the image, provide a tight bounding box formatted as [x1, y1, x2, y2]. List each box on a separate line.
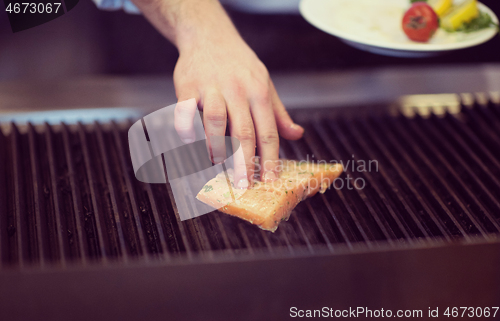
[1, 95, 500, 269]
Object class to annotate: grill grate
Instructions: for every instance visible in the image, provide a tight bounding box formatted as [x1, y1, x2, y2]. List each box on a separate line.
[1, 95, 500, 269]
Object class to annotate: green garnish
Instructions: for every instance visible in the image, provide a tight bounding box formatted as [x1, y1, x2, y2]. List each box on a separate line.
[223, 191, 231, 198]
[203, 185, 213, 192]
[452, 12, 498, 33]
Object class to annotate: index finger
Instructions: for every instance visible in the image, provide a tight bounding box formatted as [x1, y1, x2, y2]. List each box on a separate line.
[226, 99, 256, 189]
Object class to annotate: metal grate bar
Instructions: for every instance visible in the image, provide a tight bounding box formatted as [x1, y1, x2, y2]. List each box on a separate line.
[463, 104, 500, 153]
[333, 119, 416, 242]
[446, 116, 500, 178]
[237, 223, 255, 254]
[280, 138, 341, 250]
[346, 120, 431, 241]
[457, 108, 500, 182]
[289, 213, 314, 253]
[311, 122, 376, 245]
[110, 122, 157, 258]
[211, 213, 235, 255]
[328, 119, 400, 244]
[274, 143, 320, 252]
[77, 123, 114, 260]
[10, 124, 27, 266]
[390, 118, 488, 238]
[159, 133, 196, 257]
[149, 180, 191, 258]
[304, 201, 334, 252]
[182, 138, 235, 254]
[27, 124, 47, 265]
[142, 183, 171, 260]
[94, 122, 142, 260]
[298, 131, 362, 247]
[259, 228, 274, 253]
[360, 119, 453, 241]
[244, 221, 274, 253]
[281, 133, 368, 245]
[370, 117, 470, 240]
[408, 117, 500, 234]
[276, 226, 295, 254]
[44, 124, 69, 265]
[122, 120, 170, 258]
[60, 124, 90, 263]
[190, 217, 214, 254]
[319, 194, 353, 249]
[0, 129, 6, 266]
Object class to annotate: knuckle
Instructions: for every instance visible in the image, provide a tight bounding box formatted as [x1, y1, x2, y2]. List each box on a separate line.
[175, 101, 196, 114]
[205, 110, 226, 125]
[259, 132, 279, 146]
[245, 163, 255, 173]
[234, 126, 256, 144]
[255, 61, 269, 78]
[174, 122, 190, 133]
[255, 87, 271, 105]
[229, 81, 246, 98]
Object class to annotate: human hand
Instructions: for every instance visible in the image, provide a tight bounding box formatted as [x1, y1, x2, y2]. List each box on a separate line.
[131, 0, 304, 188]
[173, 23, 303, 189]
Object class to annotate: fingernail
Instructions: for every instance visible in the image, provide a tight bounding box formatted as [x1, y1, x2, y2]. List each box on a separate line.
[263, 171, 276, 182]
[290, 123, 304, 132]
[236, 178, 249, 189]
[182, 138, 194, 144]
[213, 157, 224, 164]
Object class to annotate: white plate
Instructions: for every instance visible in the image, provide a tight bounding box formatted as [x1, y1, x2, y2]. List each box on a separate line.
[299, 0, 499, 57]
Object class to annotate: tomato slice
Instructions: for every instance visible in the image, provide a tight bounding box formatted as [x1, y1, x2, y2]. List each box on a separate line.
[402, 2, 439, 42]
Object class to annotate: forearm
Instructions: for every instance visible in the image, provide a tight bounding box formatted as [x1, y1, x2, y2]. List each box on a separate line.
[130, 0, 240, 53]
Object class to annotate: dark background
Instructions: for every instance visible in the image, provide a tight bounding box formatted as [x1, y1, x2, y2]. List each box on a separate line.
[0, 0, 499, 81]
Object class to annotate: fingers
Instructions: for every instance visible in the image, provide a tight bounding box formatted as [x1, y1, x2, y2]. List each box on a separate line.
[250, 92, 280, 182]
[269, 80, 304, 141]
[203, 90, 227, 163]
[226, 97, 256, 189]
[174, 91, 200, 144]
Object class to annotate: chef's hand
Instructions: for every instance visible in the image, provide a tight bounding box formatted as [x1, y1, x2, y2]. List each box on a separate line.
[131, 0, 304, 188]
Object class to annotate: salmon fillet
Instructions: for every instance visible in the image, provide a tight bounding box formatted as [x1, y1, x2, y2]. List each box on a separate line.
[196, 160, 343, 232]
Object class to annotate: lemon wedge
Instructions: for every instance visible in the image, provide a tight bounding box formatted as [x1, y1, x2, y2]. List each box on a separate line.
[441, 0, 480, 31]
[428, 0, 453, 17]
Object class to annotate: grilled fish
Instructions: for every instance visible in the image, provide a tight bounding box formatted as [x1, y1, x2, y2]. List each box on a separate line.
[196, 160, 343, 232]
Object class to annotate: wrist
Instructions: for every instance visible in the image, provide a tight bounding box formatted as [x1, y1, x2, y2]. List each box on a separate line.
[173, 3, 241, 54]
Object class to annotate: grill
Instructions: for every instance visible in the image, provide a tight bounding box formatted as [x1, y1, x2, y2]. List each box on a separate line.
[1, 93, 500, 320]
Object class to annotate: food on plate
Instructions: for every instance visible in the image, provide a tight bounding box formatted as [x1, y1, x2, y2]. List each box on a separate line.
[196, 160, 343, 232]
[453, 11, 498, 33]
[441, 0, 479, 30]
[412, 0, 452, 17]
[405, 0, 498, 39]
[402, 2, 439, 42]
[428, 0, 453, 17]
[440, 0, 497, 32]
